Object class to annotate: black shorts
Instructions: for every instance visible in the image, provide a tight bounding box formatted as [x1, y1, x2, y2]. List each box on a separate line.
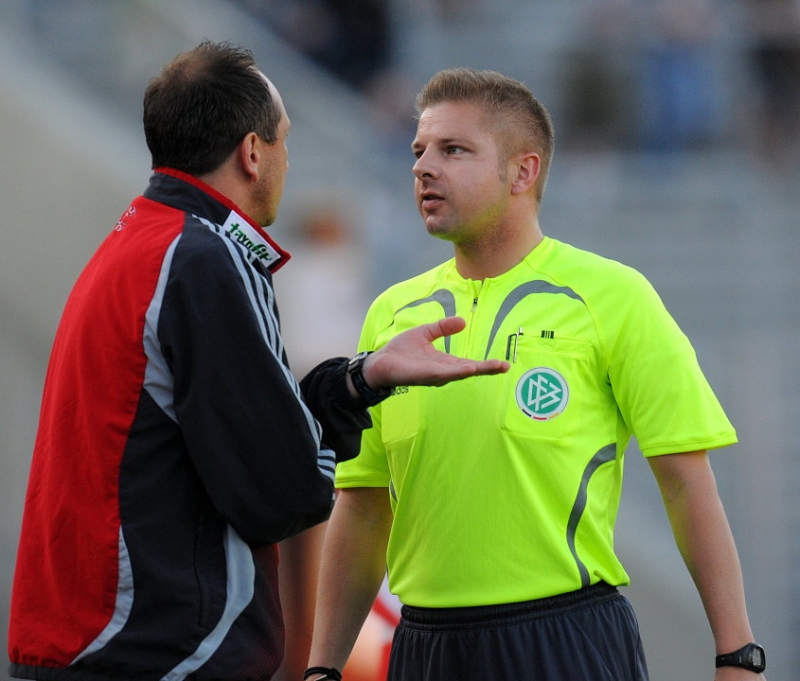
[388, 582, 649, 681]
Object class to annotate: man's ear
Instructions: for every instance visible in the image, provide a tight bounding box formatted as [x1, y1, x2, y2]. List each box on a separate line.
[510, 152, 541, 196]
[238, 132, 261, 183]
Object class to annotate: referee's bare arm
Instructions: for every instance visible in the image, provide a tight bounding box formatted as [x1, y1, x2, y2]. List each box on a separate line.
[308, 486, 393, 674]
[649, 451, 766, 681]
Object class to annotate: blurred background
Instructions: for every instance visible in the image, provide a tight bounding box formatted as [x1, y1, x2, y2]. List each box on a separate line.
[0, 0, 798, 679]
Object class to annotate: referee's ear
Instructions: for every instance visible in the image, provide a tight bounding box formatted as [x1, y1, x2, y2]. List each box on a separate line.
[509, 151, 541, 197]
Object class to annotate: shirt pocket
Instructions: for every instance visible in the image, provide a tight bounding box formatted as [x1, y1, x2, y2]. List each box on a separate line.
[498, 335, 594, 439]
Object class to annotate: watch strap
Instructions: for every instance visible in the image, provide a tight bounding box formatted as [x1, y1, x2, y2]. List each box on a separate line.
[347, 351, 391, 407]
[715, 643, 766, 673]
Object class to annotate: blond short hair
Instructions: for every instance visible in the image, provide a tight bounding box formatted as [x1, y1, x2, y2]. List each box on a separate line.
[416, 68, 555, 202]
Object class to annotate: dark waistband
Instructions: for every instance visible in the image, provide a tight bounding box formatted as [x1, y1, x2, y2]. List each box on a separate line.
[400, 582, 619, 628]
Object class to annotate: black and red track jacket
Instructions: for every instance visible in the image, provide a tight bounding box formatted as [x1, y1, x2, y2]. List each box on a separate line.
[8, 170, 368, 681]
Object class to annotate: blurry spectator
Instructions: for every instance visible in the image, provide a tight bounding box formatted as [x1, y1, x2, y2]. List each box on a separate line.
[235, 0, 392, 90]
[561, 0, 639, 152]
[637, 0, 723, 152]
[274, 197, 368, 377]
[408, 0, 477, 22]
[365, 67, 420, 159]
[742, 0, 800, 171]
[274, 198, 404, 681]
[271, 197, 368, 681]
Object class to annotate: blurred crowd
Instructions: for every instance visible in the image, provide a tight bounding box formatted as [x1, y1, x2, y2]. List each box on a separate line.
[14, 0, 800, 172]
[230, 0, 800, 172]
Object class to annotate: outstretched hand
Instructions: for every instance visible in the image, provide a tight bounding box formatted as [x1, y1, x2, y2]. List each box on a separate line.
[362, 316, 509, 389]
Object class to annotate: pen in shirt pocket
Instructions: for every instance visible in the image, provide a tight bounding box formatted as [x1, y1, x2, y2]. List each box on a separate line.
[505, 327, 524, 362]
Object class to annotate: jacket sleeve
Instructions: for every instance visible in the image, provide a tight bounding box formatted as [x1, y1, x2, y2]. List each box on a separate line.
[299, 358, 372, 464]
[157, 228, 338, 544]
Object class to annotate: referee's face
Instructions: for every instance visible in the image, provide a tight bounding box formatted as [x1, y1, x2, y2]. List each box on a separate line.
[412, 101, 513, 247]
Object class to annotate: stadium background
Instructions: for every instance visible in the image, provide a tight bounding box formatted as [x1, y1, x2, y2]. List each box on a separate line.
[1, 1, 798, 679]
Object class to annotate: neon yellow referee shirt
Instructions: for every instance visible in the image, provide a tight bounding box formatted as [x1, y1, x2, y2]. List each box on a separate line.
[336, 237, 737, 608]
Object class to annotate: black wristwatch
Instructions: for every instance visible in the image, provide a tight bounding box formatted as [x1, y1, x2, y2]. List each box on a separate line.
[715, 643, 766, 673]
[347, 351, 392, 407]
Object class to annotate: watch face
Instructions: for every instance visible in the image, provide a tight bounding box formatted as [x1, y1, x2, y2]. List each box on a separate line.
[749, 647, 764, 667]
[745, 644, 766, 672]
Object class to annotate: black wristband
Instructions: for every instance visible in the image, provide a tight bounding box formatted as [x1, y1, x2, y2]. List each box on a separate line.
[347, 351, 391, 407]
[303, 667, 342, 681]
[715, 643, 766, 673]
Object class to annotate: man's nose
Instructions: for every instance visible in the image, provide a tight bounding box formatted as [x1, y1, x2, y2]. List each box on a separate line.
[412, 151, 438, 180]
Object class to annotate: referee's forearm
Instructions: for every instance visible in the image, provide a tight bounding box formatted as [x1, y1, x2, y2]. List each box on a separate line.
[650, 452, 756, 654]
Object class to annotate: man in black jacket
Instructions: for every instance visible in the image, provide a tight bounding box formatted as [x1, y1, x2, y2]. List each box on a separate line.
[7, 41, 506, 681]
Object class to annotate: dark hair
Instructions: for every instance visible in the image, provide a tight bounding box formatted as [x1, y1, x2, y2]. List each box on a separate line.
[143, 40, 281, 175]
[416, 68, 555, 202]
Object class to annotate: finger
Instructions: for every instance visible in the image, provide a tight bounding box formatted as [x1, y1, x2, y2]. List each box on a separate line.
[432, 358, 510, 383]
[481, 359, 510, 374]
[426, 316, 466, 341]
[452, 358, 510, 377]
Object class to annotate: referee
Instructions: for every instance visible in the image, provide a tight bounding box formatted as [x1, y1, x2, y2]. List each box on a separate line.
[306, 68, 766, 681]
